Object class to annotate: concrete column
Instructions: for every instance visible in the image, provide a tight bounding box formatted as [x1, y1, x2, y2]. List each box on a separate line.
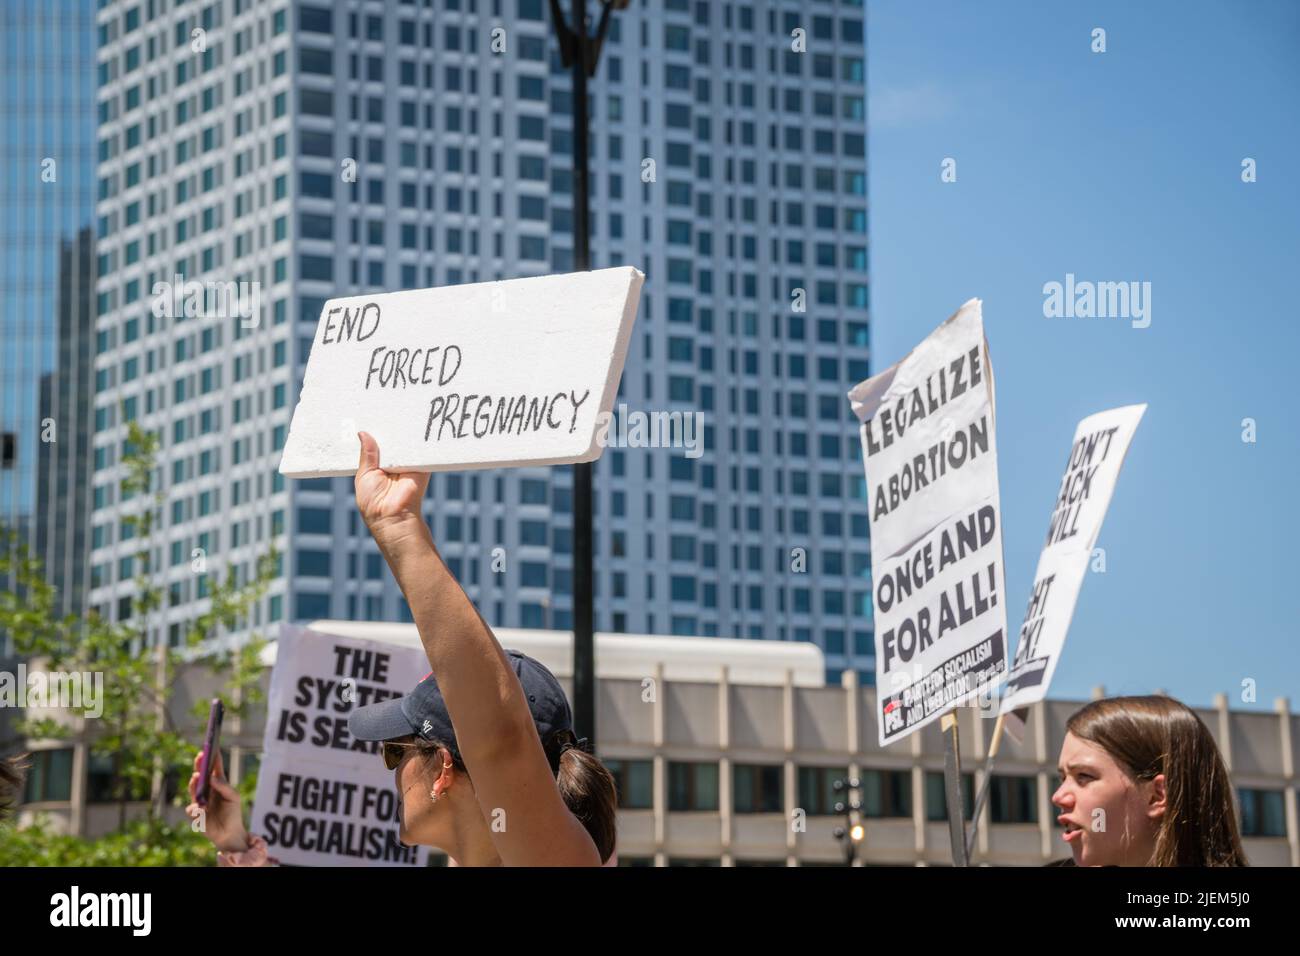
[784, 667, 796, 865]
[1036, 701, 1052, 860]
[842, 668, 859, 754]
[785, 758, 798, 866]
[911, 762, 926, 860]
[782, 666, 795, 753]
[719, 665, 732, 866]
[70, 738, 88, 837]
[1276, 697, 1298, 867]
[652, 661, 666, 866]
[229, 681, 244, 788]
[908, 716, 924, 863]
[1214, 692, 1232, 772]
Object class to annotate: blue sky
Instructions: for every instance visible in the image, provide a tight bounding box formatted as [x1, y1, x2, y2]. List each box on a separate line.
[866, 0, 1300, 710]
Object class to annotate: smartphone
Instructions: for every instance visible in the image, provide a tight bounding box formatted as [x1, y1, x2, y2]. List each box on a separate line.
[196, 698, 225, 808]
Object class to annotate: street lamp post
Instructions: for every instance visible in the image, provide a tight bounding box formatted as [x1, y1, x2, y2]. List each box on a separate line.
[832, 776, 865, 866]
[547, 0, 626, 753]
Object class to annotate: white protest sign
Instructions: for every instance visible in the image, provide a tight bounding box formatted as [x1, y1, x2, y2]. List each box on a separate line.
[279, 266, 644, 477]
[249, 623, 431, 866]
[1000, 404, 1146, 715]
[848, 299, 1008, 746]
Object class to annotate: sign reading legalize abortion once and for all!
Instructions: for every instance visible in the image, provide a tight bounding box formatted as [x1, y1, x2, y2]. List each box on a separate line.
[278, 267, 644, 477]
[1000, 404, 1146, 716]
[249, 624, 431, 866]
[848, 299, 1009, 747]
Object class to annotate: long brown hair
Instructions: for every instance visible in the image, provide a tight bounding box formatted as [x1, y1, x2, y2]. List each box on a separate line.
[1065, 696, 1247, 866]
[415, 737, 618, 864]
[554, 744, 618, 863]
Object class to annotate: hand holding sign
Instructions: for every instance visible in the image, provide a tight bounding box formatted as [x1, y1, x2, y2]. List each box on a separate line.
[355, 431, 432, 542]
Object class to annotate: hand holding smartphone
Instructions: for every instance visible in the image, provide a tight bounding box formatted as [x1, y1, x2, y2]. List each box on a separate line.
[196, 698, 224, 808]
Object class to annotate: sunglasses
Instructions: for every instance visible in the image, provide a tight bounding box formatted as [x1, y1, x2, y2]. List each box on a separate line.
[380, 739, 420, 770]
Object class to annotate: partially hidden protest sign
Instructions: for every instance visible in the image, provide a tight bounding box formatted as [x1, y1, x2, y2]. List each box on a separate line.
[1000, 403, 1146, 716]
[848, 299, 1009, 746]
[250, 623, 430, 866]
[279, 266, 644, 478]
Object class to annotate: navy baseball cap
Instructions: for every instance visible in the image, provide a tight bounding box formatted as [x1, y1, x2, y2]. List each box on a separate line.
[348, 649, 583, 772]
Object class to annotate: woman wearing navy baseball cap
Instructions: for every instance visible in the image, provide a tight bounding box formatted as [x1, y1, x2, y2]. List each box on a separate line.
[187, 432, 617, 866]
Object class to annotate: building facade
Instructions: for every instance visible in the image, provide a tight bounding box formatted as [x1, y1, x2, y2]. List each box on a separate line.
[13, 626, 1299, 866]
[87, 0, 875, 679]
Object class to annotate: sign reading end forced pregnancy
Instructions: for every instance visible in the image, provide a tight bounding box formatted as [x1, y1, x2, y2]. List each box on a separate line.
[848, 300, 1009, 747]
[278, 267, 645, 478]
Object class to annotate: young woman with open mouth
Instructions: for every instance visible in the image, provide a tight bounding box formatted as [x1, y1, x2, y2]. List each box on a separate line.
[1051, 695, 1247, 866]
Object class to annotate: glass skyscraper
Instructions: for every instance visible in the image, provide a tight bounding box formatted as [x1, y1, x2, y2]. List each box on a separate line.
[1, 1, 98, 633]
[88, 0, 873, 681]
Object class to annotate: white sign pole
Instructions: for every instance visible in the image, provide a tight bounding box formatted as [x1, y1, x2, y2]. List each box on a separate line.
[941, 712, 970, 866]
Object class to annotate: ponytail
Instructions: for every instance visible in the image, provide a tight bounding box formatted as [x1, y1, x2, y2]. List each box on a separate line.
[556, 746, 618, 864]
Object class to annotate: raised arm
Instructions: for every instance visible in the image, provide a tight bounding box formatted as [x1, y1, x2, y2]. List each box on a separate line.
[354, 432, 598, 866]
